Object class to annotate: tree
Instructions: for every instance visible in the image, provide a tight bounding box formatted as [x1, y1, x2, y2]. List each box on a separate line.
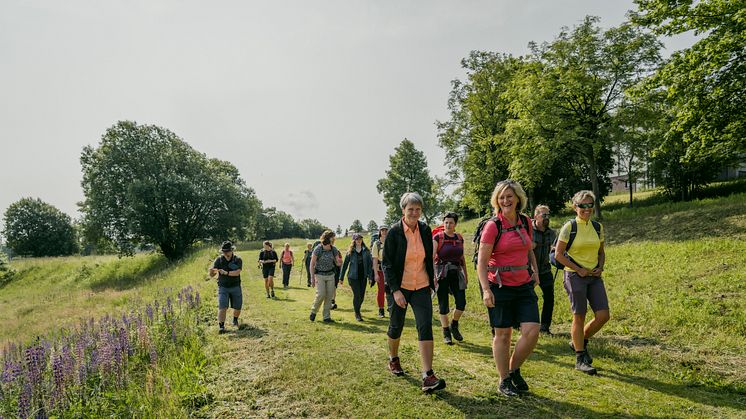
[505, 17, 661, 218]
[80, 121, 257, 260]
[377, 139, 439, 224]
[349, 219, 363, 232]
[632, 0, 745, 197]
[366, 220, 378, 232]
[3, 198, 78, 257]
[299, 218, 328, 239]
[437, 52, 519, 213]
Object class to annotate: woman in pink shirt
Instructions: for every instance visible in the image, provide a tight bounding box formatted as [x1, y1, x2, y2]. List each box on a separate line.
[476, 180, 540, 398]
[280, 243, 294, 289]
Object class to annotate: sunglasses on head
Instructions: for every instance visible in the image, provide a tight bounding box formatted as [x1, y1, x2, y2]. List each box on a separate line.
[577, 203, 595, 209]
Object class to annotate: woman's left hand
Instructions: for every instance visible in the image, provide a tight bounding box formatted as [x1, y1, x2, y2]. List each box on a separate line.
[591, 267, 603, 277]
[531, 272, 540, 287]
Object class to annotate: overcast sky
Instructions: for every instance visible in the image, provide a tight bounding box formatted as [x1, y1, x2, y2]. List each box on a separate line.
[0, 1, 695, 232]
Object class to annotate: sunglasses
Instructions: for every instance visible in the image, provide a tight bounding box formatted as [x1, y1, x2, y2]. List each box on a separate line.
[539, 213, 550, 219]
[577, 203, 595, 209]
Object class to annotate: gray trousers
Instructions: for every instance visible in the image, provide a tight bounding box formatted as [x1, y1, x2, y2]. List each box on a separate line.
[311, 274, 336, 320]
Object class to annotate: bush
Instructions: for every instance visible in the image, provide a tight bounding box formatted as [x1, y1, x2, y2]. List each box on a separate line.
[2, 198, 78, 257]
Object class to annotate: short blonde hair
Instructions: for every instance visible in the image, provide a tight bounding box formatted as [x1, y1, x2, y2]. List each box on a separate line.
[572, 190, 596, 205]
[534, 204, 550, 215]
[490, 180, 528, 213]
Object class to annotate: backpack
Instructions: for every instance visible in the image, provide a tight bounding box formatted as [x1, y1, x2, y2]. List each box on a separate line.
[472, 213, 531, 269]
[433, 228, 464, 264]
[549, 219, 601, 270]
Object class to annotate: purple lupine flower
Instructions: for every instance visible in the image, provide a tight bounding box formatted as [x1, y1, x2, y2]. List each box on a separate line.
[148, 344, 157, 367]
[177, 290, 183, 307]
[1, 360, 21, 383]
[166, 297, 173, 315]
[24, 345, 44, 388]
[195, 291, 201, 307]
[145, 304, 154, 323]
[51, 353, 66, 408]
[18, 380, 32, 419]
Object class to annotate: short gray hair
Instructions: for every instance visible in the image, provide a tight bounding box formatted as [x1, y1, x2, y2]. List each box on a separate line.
[399, 192, 424, 209]
[572, 190, 596, 205]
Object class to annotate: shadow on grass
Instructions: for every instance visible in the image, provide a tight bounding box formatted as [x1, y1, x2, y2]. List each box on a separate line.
[228, 324, 267, 340]
[88, 255, 174, 291]
[331, 321, 386, 334]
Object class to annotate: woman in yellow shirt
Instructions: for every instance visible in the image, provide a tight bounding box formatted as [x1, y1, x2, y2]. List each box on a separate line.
[554, 190, 609, 375]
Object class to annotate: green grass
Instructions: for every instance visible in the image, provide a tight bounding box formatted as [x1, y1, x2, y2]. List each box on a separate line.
[1, 193, 746, 417]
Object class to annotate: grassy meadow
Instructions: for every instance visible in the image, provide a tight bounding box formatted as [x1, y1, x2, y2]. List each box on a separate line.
[1, 191, 745, 417]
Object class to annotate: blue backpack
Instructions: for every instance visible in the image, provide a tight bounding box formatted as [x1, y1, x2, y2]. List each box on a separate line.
[549, 219, 601, 270]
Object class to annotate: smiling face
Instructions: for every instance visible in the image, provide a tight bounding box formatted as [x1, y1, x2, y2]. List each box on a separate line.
[498, 187, 517, 215]
[402, 203, 422, 226]
[574, 198, 594, 221]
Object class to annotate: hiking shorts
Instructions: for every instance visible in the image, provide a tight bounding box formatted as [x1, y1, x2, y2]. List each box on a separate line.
[262, 264, 276, 278]
[487, 282, 539, 329]
[218, 285, 243, 310]
[563, 271, 609, 315]
[387, 287, 433, 341]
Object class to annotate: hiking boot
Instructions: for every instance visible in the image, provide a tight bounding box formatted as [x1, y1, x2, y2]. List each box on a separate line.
[331, 300, 337, 310]
[450, 321, 463, 342]
[378, 308, 385, 318]
[443, 328, 453, 345]
[388, 358, 404, 376]
[309, 312, 316, 322]
[576, 352, 597, 375]
[540, 325, 552, 335]
[266, 293, 271, 299]
[270, 290, 275, 298]
[422, 373, 446, 392]
[218, 326, 226, 334]
[569, 339, 592, 363]
[323, 318, 335, 323]
[355, 313, 363, 322]
[498, 377, 520, 397]
[232, 318, 239, 327]
[509, 368, 529, 392]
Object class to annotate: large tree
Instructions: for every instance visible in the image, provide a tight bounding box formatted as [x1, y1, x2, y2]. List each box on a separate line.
[3, 198, 79, 257]
[80, 121, 257, 260]
[377, 139, 439, 224]
[349, 219, 363, 232]
[366, 220, 378, 232]
[632, 0, 745, 197]
[505, 16, 661, 218]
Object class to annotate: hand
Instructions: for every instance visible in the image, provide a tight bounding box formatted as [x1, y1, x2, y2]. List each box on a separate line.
[311, 275, 317, 287]
[393, 290, 407, 309]
[219, 269, 227, 275]
[531, 272, 540, 287]
[576, 267, 590, 277]
[591, 267, 603, 277]
[482, 289, 495, 308]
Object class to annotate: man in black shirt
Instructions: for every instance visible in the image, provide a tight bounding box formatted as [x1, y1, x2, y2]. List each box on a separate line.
[531, 205, 557, 335]
[209, 241, 243, 334]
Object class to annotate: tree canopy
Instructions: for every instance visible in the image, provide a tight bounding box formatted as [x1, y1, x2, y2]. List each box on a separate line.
[3, 198, 79, 257]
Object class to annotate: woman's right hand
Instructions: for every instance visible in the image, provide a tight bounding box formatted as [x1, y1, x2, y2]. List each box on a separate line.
[393, 290, 407, 308]
[576, 267, 590, 277]
[483, 289, 495, 308]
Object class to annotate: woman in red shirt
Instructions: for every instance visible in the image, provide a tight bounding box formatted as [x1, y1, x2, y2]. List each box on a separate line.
[476, 180, 540, 398]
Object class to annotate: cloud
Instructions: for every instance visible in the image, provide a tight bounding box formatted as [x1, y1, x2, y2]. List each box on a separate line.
[280, 190, 319, 218]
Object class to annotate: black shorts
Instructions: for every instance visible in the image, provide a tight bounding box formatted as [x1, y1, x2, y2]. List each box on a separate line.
[262, 264, 276, 278]
[487, 282, 539, 329]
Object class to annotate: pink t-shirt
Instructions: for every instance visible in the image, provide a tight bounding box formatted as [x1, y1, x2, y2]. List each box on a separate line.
[480, 213, 533, 286]
[281, 250, 293, 264]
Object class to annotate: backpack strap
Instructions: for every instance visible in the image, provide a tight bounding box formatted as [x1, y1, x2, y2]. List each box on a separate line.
[565, 219, 578, 251]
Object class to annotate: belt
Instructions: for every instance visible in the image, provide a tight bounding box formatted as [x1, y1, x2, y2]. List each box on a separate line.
[487, 265, 528, 273]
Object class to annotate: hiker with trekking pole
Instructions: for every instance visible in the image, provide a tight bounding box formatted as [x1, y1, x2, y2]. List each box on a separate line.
[531, 205, 557, 335]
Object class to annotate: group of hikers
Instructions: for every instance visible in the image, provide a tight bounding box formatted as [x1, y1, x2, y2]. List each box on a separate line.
[208, 179, 610, 396]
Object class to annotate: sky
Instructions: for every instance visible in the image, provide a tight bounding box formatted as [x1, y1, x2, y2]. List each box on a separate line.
[0, 0, 696, 232]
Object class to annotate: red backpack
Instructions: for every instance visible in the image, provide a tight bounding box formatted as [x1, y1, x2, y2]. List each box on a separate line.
[432, 226, 464, 264]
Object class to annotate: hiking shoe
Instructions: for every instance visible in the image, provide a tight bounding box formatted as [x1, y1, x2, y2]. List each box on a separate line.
[388, 358, 404, 376]
[509, 368, 529, 392]
[443, 328, 453, 345]
[218, 326, 226, 334]
[540, 325, 552, 335]
[355, 313, 363, 322]
[266, 293, 271, 299]
[331, 301, 338, 310]
[422, 373, 446, 392]
[569, 339, 592, 363]
[323, 318, 335, 323]
[232, 318, 239, 327]
[450, 321, 463, 342]
[270, 290, 275, 298]
[498, 377, 520, 397]
[576, 353, 597, 375]
[309, 312, 316, 322]
[378, 308, 385, 318]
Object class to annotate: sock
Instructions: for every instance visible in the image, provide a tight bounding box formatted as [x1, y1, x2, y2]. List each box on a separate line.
[423, 369, 434, 378]
[389, 356, 399, 362]
[451, 320, 459, 327]
[233, 316, 239, 322]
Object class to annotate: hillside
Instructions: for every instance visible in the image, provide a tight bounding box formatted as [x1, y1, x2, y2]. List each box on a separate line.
[1, 193, 745, 417]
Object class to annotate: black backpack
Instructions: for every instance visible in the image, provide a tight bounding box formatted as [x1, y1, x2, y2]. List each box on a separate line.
[549, 219, 601, 270]
[472, 213, 531, 268]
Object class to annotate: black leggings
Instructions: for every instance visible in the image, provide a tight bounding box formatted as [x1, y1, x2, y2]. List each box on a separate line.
[281, 263, 292, 286]
[437, 269, 466, 315]
[349, 277, 367, 314]
[387, 287, 433, 341]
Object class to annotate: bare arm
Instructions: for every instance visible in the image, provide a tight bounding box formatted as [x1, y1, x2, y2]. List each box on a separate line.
[554, 241, 589, 277]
